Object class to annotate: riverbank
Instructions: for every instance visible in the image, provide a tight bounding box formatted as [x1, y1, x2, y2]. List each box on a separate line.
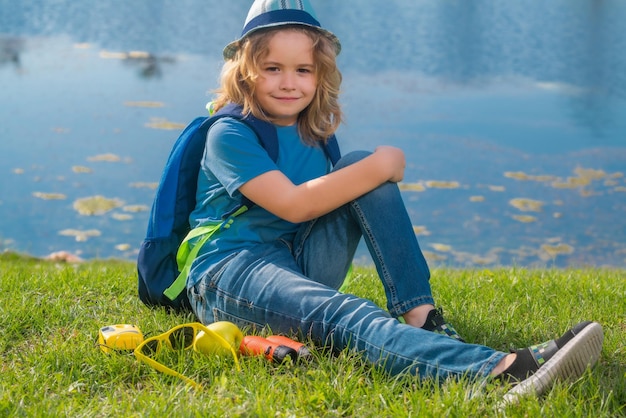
[1, 252, 624, 416]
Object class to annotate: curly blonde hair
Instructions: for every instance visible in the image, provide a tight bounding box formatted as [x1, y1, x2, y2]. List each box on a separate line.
[212, 26, 342, 145]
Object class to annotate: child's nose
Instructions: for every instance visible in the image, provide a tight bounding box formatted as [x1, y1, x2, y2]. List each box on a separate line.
[280, 72, 296, 90]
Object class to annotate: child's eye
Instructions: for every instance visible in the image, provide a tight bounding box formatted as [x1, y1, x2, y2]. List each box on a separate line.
[265, 66, 279, 72]
[297, 68, 312, 74]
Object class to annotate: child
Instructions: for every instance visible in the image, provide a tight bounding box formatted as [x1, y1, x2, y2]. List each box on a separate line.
[185, 0, 603, 402]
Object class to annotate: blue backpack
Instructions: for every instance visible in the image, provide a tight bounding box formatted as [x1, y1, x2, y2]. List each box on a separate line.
[137, 103, 341, 311]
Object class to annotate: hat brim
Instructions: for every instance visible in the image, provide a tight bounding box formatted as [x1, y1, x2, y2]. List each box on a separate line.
[223, 23, 341, 60]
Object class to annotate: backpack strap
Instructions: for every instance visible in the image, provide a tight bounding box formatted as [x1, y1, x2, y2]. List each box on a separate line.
[324, 134, 341, 166]
[221, 103, 279, 162]
[211, 103, 279, 217]
[163, 205, 247, 301]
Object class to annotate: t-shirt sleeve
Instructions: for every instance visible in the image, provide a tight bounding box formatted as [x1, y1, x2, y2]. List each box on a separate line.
[203, 117, 278, 197]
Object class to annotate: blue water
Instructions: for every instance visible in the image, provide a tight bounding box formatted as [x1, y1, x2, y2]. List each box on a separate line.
[1, 0, 625, 267]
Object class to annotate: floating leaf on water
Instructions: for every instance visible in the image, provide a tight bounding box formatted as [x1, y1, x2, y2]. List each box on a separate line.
[128, 50, 151, 59]
[52, 127, 70, 134]
[531, 175, 556, 182]
[580, 189, 600, 197]
[33, 192, 67, 200]
[399, 182, 426, 192]
[129, 181, 158, 190]
[509, 246, 537, 259]
[451, 248, 502, 266]
[512, 214, 537, 223]
[503, 171, 555, 182]
[13, 168, 24, 174]
[412, 225, 430, 236]
[553, 212, 563, 218]
[574, 167, 606, 181]
[72, 166, 93, 173]
[509, 198, 544, 212]
[609, 172, 624, 179]
[471, 254, 498, 265]
[124, 101, 165, 108]
[504, 171, 528, 180]
[58, 229, 102, 242]
[73, 195, 123, 215]
[540, 243, 574, 258]
[425, 180, 460, 189]
[469, 195, 485, 202]
[430, 243, 452, 252]
[551, 176, 591, 189]
[488, 185, 505, 192]
[423, 251, 447, 262]
[144, 118, 186, 130]
[614, 186, 626, 192]
[111, 213, 133, 221]
[99, 50, 128, 59]
[87, 153, 121, 163]
[122, 204, 149, 213]
[115, 243, 131, 251]
[73, 43, 92, 49]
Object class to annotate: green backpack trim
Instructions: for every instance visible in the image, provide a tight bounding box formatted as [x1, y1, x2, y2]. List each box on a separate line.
[163, 205, 249, 301]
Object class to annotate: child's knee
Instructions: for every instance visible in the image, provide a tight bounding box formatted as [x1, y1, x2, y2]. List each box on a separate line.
[333, 150, 372, 170]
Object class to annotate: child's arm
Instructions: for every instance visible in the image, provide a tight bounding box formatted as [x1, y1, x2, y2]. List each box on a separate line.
[239, 146, 405, 223]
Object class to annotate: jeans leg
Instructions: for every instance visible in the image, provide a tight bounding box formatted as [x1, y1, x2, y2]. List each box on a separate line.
[294, 151, 433, 317]
[292, 198, 360, 291]
[188, 241, 506, 380]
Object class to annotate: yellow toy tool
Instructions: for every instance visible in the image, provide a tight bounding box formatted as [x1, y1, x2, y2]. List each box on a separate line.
[98, 324, 144, 353]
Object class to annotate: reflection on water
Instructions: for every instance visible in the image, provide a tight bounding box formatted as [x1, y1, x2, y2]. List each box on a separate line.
[0, 0, 625, 268]
[114, 51, 176, 79]
[0, 37, 22, 70]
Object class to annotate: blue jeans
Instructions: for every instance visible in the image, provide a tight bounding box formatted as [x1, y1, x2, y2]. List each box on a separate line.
[188, 151, 506, 379]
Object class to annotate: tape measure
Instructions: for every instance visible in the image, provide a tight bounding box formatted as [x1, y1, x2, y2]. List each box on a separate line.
[98, 324, 143, 353]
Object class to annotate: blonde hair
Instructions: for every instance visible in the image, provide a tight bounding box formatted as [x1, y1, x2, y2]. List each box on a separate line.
[212, 26, 342, 145]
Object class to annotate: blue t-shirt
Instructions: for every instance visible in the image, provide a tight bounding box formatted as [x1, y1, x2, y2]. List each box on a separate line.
[188, 117, 329, 279]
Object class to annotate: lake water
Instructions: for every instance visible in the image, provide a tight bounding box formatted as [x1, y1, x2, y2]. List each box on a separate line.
[1, 0, 625, 268]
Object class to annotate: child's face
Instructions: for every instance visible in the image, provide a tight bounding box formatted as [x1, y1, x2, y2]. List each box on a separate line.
[255, 30, 317, 126]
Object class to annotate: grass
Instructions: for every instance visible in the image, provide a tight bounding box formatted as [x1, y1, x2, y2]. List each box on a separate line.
[0, 251, 624, 417]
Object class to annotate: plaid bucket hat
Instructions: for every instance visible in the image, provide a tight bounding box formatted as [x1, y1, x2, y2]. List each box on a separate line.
[223, 0, 341, 60]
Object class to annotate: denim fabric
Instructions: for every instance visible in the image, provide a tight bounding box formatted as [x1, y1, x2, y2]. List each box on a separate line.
[293, 151, 434, 317]
[188, 151, 506, 380]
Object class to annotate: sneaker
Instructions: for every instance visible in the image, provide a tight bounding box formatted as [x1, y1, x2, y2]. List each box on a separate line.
[421, 308, 465, 342]
[501, 321, 603, 404]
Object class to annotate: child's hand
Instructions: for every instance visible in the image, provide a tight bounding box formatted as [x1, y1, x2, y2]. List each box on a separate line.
[374, 146, 405, 183]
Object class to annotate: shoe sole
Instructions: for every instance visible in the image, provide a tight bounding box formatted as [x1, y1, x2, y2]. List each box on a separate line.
[502, 321, 604, 405]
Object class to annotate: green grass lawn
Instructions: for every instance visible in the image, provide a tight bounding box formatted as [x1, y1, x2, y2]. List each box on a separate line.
[1, 251, 624, 417]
